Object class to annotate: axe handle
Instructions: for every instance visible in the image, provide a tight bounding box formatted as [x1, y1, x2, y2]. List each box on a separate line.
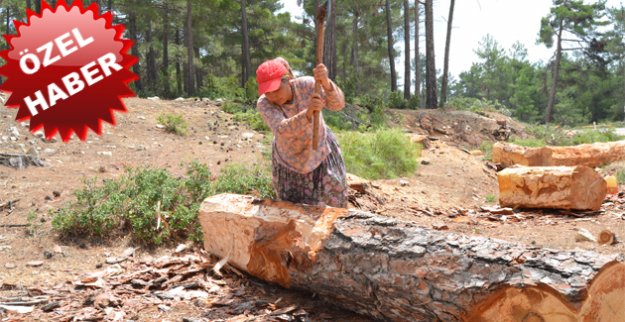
[313, 18, 326, 150]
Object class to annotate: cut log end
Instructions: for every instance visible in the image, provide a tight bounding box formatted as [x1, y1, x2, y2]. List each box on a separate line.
[466, 262, 625, 322]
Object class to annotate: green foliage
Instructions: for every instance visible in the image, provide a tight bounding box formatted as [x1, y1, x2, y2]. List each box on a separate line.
[51, 161, 274, 246]
[157, 113, 188, 136]
[479, 141, 494, 161]
[446, 96, 510, 116]
[338, 128, 421, 180]
[221, 101, 269, 132]
[213, 164, 275, 199]
[519, 124, 624, 146]
[485, 194, 496, 204]
[617, 168, 625, 184]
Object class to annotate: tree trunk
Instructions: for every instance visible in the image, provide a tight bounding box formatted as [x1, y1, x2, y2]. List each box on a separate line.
[492, 141, 625, 168]
[350, 10, 360, 93]
[175, 29, 183, 96]
[146, 22, 157, 92]
[108, 0, 113, 11]
[425, 0, 437, 108]
[241, 0, 251, 87]
[545, 20, 563, 123]
[199, 194, 625, 321]
[498, 165, 606, 211]
[403, 0, 411, 99]
[440, 0, 455, 107]
[128, 11, 142, 92]
[414, 0, 421, 106]
[323, 0, 337, 80]
[5, 7, 10, 34]
[34, 1, 42, 14]
[195, 46, 203, 90]
[185, 0, 195, 96]
[385, 0, 397, 92]
[26, 0, 32, 10]
[162, 5, 170, 98]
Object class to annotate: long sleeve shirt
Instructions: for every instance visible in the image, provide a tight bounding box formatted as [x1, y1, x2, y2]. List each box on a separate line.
[257, 76, 345, 174]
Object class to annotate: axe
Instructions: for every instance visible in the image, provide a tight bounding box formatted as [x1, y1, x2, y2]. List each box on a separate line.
[313, 0, 330, 149]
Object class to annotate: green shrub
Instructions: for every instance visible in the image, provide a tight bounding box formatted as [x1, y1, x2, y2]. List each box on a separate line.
[523, 124, 624, 146]
[617, 168, 625, 184]
[485, 194, 496, 203]
[214, 164, 275, 199]
[510, 138, 546, 147]
[52, 163, 212, 245]
[479, 141, 494, 161]
[446, 96, 510, 116]
[222, 101, 270, 132]
[338, 128, 420, 180]
[157, 113, 188, 136]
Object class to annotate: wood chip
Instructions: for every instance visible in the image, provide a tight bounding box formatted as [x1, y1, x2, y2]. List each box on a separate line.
[575, 228, 597, 243]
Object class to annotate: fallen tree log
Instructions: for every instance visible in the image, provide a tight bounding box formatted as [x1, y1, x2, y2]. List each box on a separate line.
[498, 165, 607, 211]
[198, 194, 624, 321]
[492, 141, 625, 168]
[0, 153, 44, 169]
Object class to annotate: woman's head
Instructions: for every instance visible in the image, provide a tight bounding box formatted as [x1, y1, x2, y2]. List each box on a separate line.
[257, 58, 294, 105]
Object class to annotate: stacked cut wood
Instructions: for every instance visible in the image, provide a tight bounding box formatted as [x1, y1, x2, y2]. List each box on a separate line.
[492, 141, 625, 168]
[491, 141, 621, 210]
[498, 165, 607, 211]
[199, 194, 625, 322]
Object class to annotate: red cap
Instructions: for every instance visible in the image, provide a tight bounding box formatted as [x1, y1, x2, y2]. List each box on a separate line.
[256, 59, 288, 95]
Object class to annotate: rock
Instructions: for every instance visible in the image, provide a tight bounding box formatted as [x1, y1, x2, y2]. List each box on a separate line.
[147, 96, 160, 100]
[156, 124, 165, 129]
[26, 260, 44, 267]
[137, 116, 146, 120]
[420, 159, 430, 165]
[399, 179, 408, 187]
[175, 244, 188, 253]
[97, 151, 113, 157]
[4, 263, 16, 269]
[242, 132, 255, 140]
[43, 250, 53, 259]
[8, 126, 19, 137]
[175, 97, 185, 101]
[53, 191, 61, 198]
[43, 148, 56, 154]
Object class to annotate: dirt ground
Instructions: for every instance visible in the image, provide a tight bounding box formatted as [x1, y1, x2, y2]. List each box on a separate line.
[1, 97, 624, 321]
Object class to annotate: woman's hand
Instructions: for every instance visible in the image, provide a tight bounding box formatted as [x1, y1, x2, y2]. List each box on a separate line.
[313, 64, 332, 91]
[306, 93, 324, 121]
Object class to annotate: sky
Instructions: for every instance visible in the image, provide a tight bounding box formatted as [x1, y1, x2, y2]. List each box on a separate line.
[279, 0, 624, 87]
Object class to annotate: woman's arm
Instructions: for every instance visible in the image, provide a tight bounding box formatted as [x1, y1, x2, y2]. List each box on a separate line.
[257, 97, 310, 139]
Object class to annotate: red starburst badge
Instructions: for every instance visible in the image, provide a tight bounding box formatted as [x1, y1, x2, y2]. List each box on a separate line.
[0, 0, 138, 141]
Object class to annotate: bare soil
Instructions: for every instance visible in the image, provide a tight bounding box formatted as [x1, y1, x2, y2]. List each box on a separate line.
[1, 98, 624, 321]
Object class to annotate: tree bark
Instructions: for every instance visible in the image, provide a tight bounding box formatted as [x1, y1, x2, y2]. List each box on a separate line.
[498, 165, 607, 211]
[440, 0, 455, 107]
[492, 141, 625, 168]
[240, 0, 251, 87]
[350, 10, 360, 93]
[5, 7, 10, 34]
[162, 4, 170, 98]
[414, 0, 421, 106]
[545, 20, 563, 123]
[128, 11, 143, 92]
[175, 29, 183, 96]
[323, 0, 337, 80]
[34, 1, 42, 14]
[185, 0, 195, 96]
[199, 194, 625, 321]
[26, 0, 32, 10]
[425, 0, 437, 108]
[385, 0, 397, 92]
[146, 21, 157, 92]
[403, 0, 411, 99]
[108, 0, 113, 11]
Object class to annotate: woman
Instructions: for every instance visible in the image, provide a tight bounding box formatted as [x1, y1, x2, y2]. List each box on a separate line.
[256, 57, 347, 208]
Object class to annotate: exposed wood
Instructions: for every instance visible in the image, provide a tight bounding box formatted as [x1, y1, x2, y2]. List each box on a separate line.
[492, 141, 625, 168]
[498, 165, 606, 211]
[598, 229, 615, 245]
[198, 193, 625, 321]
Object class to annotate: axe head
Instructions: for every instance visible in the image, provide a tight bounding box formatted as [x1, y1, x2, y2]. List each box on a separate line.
[315, 0, 329, 26]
